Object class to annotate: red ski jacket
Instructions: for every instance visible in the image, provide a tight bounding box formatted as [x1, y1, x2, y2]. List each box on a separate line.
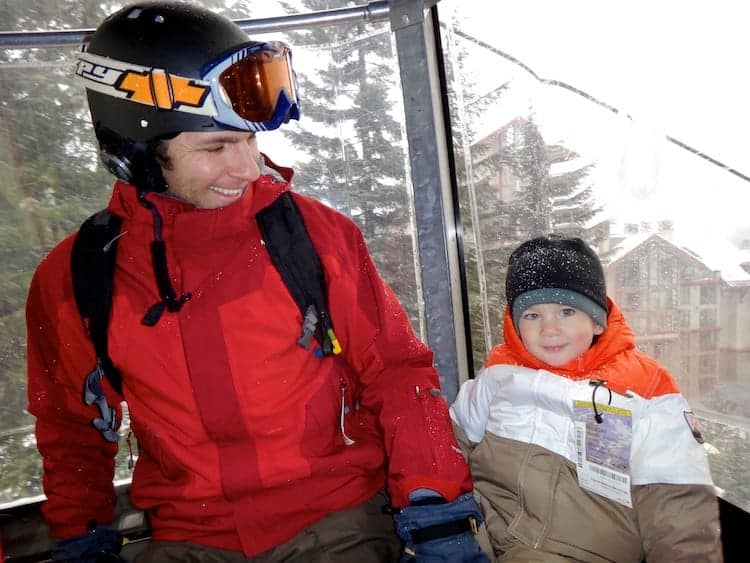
[26, 161, 472, 556]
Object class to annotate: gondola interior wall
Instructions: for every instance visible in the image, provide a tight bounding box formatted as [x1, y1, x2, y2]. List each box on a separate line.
[1, 0, 748, 560]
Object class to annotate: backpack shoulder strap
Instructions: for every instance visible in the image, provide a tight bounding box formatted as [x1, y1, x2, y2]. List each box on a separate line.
[71, 210, 123, 394]
[70, 194, 340, 394]
[256, 192, 341, 357]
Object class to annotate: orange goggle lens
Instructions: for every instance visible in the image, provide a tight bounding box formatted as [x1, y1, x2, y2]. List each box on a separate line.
[218, 46, 297, 124]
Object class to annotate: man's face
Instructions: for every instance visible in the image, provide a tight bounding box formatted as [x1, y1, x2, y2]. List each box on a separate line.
[161, 130, 261, 209]
[517, 303, 604, 367]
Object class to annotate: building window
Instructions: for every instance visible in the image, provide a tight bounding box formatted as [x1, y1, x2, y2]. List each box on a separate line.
[653, 343, 665, 360]
[700, 285, 717, 305]
[700, 331, 716, 351]
[699, 355, 716, 372]
[680, 285, 691, 305]
[659, 257, 675, 284]
[626, 292, 641, 309]
[700, 308, 717, 328]
[679, 309, 691, 329]
[682, 266, 699, 281]
[618, 261, 641, 286]
[667, 288, 678, 307]
[660, 313, 675, 331]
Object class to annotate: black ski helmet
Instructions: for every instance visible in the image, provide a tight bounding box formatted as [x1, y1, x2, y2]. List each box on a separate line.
[81, 2, 256, 190]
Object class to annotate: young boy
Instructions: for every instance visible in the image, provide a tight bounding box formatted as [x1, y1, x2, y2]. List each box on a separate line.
[451, 235, 722, 562]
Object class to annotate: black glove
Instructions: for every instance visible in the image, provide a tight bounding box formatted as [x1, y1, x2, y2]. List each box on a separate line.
[393, 493, 489, 562]
[51, 524, 124, 563]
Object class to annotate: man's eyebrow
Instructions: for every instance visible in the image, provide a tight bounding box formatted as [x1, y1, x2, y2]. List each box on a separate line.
[197, 133, 255, 145]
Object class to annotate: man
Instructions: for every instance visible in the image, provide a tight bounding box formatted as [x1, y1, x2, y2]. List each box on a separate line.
[26, 2, 487, 562]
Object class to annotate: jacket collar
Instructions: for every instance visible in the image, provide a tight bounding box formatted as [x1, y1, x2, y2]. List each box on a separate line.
[107, 152, 294, 228]
[487, 299, 646, 393]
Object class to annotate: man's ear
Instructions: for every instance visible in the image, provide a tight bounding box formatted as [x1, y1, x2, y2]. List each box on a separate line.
[593, 323, 605, 335]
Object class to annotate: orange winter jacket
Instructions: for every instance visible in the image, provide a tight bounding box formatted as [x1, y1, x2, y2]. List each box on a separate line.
[26, 160, 472, 556]
[486, 299, 677, 397]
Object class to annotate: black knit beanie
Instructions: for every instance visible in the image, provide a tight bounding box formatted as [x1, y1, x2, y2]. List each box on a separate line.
[506, 235, 608, 331]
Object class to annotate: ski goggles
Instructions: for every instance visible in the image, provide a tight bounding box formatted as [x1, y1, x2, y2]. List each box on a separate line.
[76, 40, 299, 132]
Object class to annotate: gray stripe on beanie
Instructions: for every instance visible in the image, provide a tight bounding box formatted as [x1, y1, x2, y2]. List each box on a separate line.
[512, 288, 608, 332]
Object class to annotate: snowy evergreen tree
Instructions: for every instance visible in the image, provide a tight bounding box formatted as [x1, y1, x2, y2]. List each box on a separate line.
[276, 0, 420, 324]
[440, 18, 601, 360]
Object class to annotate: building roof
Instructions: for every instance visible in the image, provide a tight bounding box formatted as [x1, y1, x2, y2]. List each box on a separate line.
[608, 230, 750, 284]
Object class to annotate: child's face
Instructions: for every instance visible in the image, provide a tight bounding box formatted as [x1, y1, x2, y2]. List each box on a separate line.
[517, 303, 604, 367]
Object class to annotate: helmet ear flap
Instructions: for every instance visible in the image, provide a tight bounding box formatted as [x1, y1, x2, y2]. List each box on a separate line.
[99, 145, 134, 184]
[95, 126, 168, 192]
[96, 125, 142, 183]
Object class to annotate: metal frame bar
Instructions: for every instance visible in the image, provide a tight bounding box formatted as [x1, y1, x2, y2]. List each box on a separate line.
[0, 2, 443, 48]
[391, 0, 467, 401]
[0, 1, 399, 48]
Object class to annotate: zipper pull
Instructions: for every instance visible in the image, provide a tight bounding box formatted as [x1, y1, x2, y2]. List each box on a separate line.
[340, 381, 355, 446]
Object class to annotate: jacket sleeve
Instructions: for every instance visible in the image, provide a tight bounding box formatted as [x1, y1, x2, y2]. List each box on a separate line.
[634, 483, 723, 563]
[26, 241, 121, 539]
[450, 371, 496, 444]
[326, 215, 472, 508]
